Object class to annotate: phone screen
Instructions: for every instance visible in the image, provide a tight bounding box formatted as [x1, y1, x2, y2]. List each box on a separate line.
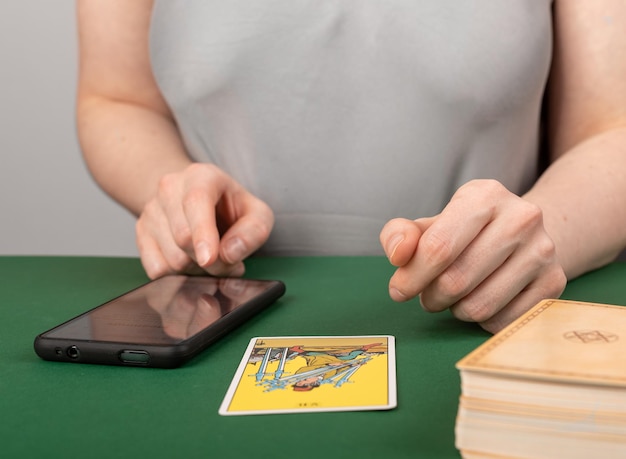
[43, 276, 278, 346]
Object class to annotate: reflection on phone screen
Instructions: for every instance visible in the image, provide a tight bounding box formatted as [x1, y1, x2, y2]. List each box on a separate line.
[43, 276, 273, 345]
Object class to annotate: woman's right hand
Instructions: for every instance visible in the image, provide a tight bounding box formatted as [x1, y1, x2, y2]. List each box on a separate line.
[136, 163, 274, 279]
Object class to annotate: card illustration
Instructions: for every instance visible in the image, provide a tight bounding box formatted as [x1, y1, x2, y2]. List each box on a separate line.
[219, 336, 396, 415]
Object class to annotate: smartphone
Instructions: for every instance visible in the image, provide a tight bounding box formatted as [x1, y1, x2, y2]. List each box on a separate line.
[34, 275, 285, 368]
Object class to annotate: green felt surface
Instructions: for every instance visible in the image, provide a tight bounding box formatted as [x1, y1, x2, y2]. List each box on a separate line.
[1, 256, 625, 458]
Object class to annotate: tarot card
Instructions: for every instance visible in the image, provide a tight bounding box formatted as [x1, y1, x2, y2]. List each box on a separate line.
[219, 335, 396, 415]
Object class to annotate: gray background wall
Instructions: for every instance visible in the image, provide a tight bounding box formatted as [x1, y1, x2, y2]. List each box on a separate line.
[1, 1, 138, 257]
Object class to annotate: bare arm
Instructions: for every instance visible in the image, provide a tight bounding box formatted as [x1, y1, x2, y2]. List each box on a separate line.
[524, 0, 626, 277]
[380, 0, 626, 332]
[76, 0, 191, 215]
[76, 0, 273, 278]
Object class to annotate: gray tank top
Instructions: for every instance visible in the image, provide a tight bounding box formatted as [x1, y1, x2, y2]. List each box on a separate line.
[150, 1, 553, 255]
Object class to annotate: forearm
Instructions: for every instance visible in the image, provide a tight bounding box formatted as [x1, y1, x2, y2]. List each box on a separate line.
[77, 96, 193, 216]
[523, 128, 626, 279]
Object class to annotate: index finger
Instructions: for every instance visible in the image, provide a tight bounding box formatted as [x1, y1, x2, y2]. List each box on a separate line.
[181, 185, 222, 268]
[391, 189, 496, 296]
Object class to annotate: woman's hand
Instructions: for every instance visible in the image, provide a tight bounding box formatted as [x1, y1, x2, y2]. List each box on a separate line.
[136, 163, 274, 279]
[380, 179, 567, 333]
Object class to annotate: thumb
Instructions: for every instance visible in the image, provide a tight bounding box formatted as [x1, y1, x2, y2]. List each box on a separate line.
[219, 199, 274, 264]
[380, 218, 422, 266]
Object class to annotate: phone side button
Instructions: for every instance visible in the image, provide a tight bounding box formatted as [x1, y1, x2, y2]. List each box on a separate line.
[119, 350, 150, 365]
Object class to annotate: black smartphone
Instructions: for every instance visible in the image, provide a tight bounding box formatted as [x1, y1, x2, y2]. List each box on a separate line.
[34, 275, 285, 368]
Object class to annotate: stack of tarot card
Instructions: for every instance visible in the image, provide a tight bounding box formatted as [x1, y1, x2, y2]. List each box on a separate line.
[455, 299, 626, 459]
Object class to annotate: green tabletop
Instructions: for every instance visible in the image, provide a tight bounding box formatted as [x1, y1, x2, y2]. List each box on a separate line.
[1, 256, 625, 458]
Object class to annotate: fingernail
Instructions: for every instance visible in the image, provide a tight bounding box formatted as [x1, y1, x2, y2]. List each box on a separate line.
[196, 241, 211, 267]
[387, 234, 405, 259]
[390, 287, 408, 302]
[224, 237, 247, 263]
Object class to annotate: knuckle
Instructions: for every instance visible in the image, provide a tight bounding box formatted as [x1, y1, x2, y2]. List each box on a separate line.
[436, 265, 472, 299]
[134, 218, 146, 238]
[252, 219, 273, 242]
[458, 179, 504, 198]
[186, 162, 206, 175]
[480, 318, 507, 334]
[171, 224, 193, 248]
[182, 186, 207, 210]
[517, 202, 544, 232]
[501, 202, 545, 243]
[454, 299, 493, 323]
[167, 250, 193, 273]
[533, 235, 557, 262]
[259, 200, 275, 221]
[157, 172, 178, 198]
[419, 292, 447, 313]
[419, 231, 455, 268]
[390, 270, 421, 302]
[138, 251, 168, 280]
[142, 265, 158, 280]
[145, 263, 167, 280]
[483, 178, 507, 194]
[544, 265, 568, 295]
[187, 162, 222, 180]
[419, 296, 437, 313]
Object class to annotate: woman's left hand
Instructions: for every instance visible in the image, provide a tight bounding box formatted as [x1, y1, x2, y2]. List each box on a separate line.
[379, 179, 567, 333]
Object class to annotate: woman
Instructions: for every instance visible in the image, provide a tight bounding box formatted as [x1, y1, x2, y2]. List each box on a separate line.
[76, 1, 626, 332]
